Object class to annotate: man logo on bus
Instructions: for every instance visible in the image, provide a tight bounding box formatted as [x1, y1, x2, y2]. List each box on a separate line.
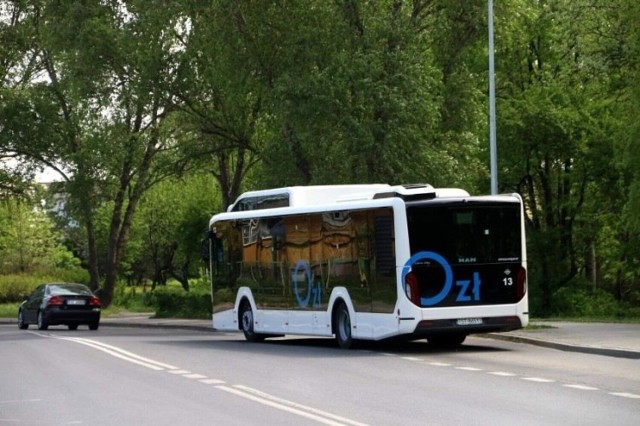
[402, 251, 481, 306]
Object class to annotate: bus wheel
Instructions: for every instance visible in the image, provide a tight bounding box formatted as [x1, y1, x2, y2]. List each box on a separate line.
[240, 302, 264, 342]
[334, 303, 353, 349]
[427, 333, 466, 346]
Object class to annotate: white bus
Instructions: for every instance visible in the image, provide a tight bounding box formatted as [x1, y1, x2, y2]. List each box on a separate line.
[206, 184, 528, 348]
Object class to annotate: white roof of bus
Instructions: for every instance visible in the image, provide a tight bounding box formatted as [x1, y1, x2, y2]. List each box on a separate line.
[228, 184, 392, 211]
[210, 185, 524, 227]
[226, 184, 472, 211]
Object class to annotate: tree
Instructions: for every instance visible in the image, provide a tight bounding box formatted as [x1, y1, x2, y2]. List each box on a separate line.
[1, 1, 192, 306]
[497, 0, 638, 313]
[121, 173, 218, 290]
[0, 198, 76, 274]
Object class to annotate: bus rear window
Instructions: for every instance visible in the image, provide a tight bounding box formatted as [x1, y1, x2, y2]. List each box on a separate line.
[407, 202, 521, 265]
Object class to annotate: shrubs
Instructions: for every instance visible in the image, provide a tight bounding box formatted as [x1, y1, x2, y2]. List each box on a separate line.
[148, 286, 212, 319]
[0, 270, 89, 303]
[552, 286, 630, 319]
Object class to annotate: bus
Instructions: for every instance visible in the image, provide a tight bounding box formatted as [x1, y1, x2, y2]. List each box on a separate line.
[205, 184, 528, 348]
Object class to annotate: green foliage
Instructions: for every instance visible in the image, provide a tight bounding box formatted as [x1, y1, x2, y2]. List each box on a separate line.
[111, 283, 154, 312]
[552, 285, 632, 320]
[2, 0, 639, 319]
[0, 270, 89, 303]
[148, 287, 211, 319]
[120, 173, 218, 288]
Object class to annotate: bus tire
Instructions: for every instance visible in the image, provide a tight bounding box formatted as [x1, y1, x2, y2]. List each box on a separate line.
[334, 302, 353, 349]
[240, 302, 264, 342]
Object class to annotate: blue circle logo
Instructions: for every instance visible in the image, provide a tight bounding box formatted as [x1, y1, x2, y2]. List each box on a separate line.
[401, 251, 453, 306]
[293, 259, 312, 307]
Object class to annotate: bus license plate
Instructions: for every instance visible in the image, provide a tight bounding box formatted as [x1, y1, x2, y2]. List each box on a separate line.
[457, 318, 483, 326]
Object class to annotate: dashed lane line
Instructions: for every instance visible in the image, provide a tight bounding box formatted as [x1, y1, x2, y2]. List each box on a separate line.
[522, 377, 555, 383]
[38, 333, 369, 426]
[399, 355, 640, 401]
[199, 379, 226, 385]
[488, 371, 517, 377]
[183, 373, 208, 380]
[609, 392, 640, 399]
[563, 384, 598, 391]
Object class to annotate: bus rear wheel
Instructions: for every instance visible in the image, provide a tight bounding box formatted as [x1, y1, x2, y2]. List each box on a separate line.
[334, 303, 354, 349]
[240, 302, 264, 342]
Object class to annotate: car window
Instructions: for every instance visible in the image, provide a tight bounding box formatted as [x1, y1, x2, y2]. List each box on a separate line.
[48, 284, 93, 296]
[33, 286, 45, 299]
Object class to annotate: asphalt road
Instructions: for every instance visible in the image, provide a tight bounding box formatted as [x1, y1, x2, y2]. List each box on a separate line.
[1, 324, 638, 426]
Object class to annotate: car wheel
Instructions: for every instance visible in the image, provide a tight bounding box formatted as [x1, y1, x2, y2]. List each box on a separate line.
[18, 310, 28, 330]
[37, 311, 48, 330]
[334, 302, 353, 349]
[240, 302, 264, 342]
[68, 324, 79, 330]
[89, 322, 99, 331]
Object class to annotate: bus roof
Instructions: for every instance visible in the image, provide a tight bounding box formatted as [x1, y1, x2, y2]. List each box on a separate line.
[225, 184, 472, 211]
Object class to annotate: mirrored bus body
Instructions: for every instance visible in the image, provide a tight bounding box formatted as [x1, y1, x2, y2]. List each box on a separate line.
[206, 184, 528, 348]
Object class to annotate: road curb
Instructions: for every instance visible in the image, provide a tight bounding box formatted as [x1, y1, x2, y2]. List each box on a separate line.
[101, 320, 215, 333]
[484, 332, 640, 360]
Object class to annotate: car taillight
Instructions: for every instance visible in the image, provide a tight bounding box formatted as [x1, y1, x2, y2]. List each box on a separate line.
[405, 272, 420, 306]
[89, 296, 101, 307]
[47, 296, 64, 306]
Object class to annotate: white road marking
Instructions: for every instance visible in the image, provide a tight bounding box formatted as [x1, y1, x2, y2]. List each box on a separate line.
[218, 385, 369, 426]
[522, 377, 555, 383]
[58, 337, 178, 371]
[455, 366, 482, 371]
[33, 333, 368, 424]
[488, 371, 516, 377]
[428, 362, 451, 367]
[609, 392, 640, 399]
[563, 384, 598, 391]
[183, 373, 207, 379]
[200, 379, 226, 385]
[401, 356, 422, 361]
[0, 399, 43, 404]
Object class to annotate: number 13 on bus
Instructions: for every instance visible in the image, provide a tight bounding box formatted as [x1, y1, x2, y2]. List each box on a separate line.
[204, 184, 528, 349]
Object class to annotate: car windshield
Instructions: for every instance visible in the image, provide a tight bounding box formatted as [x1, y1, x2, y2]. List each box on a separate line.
[48, 284, 93, 296]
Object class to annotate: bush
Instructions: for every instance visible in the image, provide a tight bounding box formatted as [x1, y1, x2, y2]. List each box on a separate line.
[0, 270, 90, 303]
[552, 286, 622, 318]
[149, 287, 212, 319]
[112, 283, 155, 312]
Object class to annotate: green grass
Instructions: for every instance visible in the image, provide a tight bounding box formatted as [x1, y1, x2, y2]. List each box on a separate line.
[0, 303, 19, 318]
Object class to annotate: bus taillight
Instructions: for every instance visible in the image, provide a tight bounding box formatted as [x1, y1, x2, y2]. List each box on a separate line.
[405, 272, 420, 306]
[517, 267, 527, 301]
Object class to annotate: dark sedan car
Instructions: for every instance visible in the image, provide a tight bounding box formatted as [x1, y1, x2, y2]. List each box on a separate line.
[18, 283, 101, 330]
